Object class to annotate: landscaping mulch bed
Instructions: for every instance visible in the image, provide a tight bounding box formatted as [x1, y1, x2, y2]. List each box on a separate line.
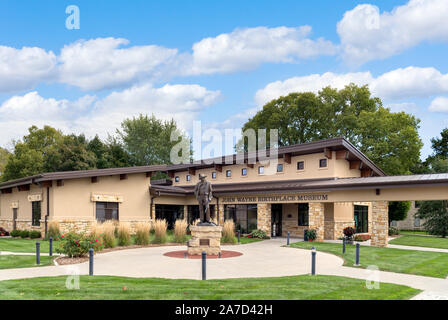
[55, 256, 89, 265]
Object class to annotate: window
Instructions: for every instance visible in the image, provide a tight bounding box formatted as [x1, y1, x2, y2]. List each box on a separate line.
[298, 203, 309, 226]
[277, 164, 283, 172]
[186, 175, 191, 182]
[156, 204, 184, 229]
[241, 168, 247, 176]
[32, 201, 41, 226]
[175, 176, 180, 182]
[297, 161, 304, 170]
[319, 159, 327, 168]
[226, 170, 231, 177]
[212, 172, 217, 179]
[96, 202, 119, 222]
[258, 166, 264, 174]
[354, 205, 368, 233]
[224, 204, 257, 233]
[414, 218, 421, 227]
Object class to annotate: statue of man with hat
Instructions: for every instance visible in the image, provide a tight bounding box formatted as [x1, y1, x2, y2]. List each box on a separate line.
[194, 173, 214, 225]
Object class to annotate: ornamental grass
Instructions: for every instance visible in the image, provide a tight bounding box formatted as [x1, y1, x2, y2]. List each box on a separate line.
[153, 219, 167, 244]
[222, 220, 237, 244]
[134, 222, 151, 245]
[99, 220, 116, 248]
[173, 219, 188, 243]
[46, 220, 61, 240]
[117, 222, 132, 246]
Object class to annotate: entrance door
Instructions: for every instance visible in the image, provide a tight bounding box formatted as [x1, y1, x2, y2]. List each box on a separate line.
[13, 208, 17, 230]
[354, 205, 368, 233]
[271, 204, 282, 237]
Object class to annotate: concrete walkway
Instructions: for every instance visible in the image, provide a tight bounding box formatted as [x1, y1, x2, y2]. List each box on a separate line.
[0, 239, 447, 300]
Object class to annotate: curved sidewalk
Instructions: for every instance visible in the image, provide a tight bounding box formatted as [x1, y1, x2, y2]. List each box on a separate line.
[1, 239, 447, 299]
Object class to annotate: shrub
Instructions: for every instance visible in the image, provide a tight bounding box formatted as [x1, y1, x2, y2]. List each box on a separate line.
[99, 220, 116, 248]
[10, 230, 20, 237]
[248, 229, 269, 239]
[117, 222, 131, 246]
[0, 227, 10, 236]
[222, 220, 237, 244]
[343, 226, 356, 239]
[57, 232, 104, 258]
[153, 219, 167, 243]
[174, 219, 188, 243]
[389, 227, 400, 236]
[20, 230, 30, 238]
[134, 222, 151, 245]
[29, 230, 41, 239]
[306, 229, 317, 241]
[45, 221, 61, 240]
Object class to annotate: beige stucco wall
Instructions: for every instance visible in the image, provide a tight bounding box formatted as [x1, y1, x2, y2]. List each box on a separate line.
[173, 151, 361, 186]
[51, 173, 151, 222]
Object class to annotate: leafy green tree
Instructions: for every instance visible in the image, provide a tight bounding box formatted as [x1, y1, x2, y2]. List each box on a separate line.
[239, 84, 423, 175]
[87, 135, 131, 169]
[415, 201, 448, 237]
[0, 147, 10, 177]
[118, 114, 190, 166]
[388, 201, 411, 226]
[2, 126, 63, 181]
[44, 134, 96, 172]
[430, 128, 448, 159]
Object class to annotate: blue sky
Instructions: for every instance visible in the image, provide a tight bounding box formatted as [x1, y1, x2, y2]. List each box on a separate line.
[0, 0, 447, 160]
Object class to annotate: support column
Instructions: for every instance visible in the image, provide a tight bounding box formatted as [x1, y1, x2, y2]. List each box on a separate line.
[218, 203, 225, 226]
[257, 203, 271, 236]
[371, 201, 389, 247]
[183, 205, 188, 221]
[309, 202, 325, 241]
[151, 203, 156, 221]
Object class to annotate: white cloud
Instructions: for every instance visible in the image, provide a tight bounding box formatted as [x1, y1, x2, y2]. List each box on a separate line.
[255, 66, 448, 106]
[429, 96, 448, 112]
[0, 84, 221, 146]
[188, 26, 336, 74]
[58, 38, 179, 91]
[337, 0, 448, 65]
[0, 46, 57, 92]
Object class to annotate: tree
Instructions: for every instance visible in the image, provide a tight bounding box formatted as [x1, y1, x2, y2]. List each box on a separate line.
[415, 201, 448, 237]
[118, 114, 190, 166]
[2, 126, 63, 181]
[239, 84, 423, 175]
[430, 128, 448, 159]
[87, 135, 131, 169]
[0, 147, 10, 177]
[388, 201, 411, 226]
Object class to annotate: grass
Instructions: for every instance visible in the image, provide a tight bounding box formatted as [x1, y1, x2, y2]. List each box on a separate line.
[290, 241, 448, 278]
[399, 230, 429, 236]
[0, 238, 53, 253]
[0, 255, 54, 269]
[0, 275, 420, 300]
[389, 235, 448, 249]
[237, 237, 265, 244]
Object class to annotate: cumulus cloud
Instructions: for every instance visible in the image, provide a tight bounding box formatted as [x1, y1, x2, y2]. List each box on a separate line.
[0, 46, 57, 92]
[337, 0, 448, 65]
[255, 66, 448, 106]
[429, 96, 448, 112]
[0, 84, 221, 146]
[187, 26, 337, 74]
[58, 38, 179, 91]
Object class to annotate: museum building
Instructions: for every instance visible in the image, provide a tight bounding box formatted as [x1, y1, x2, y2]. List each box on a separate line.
[1, 137, 448, 247]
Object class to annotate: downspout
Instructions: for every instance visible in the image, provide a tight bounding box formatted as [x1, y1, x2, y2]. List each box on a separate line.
[45, 187, 50, 234]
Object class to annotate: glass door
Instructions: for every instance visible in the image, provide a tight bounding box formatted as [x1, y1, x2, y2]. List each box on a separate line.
[271, 204, 282, 237]
[354, 205, 368, 233]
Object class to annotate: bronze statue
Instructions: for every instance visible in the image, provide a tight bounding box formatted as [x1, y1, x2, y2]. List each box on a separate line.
[194, 174, 214, 225]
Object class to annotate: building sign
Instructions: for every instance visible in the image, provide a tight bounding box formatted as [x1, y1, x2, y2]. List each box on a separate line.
[27, 194, 42, 202]
[221, 194, 329, 204]
[91, 194, 124, 203]
[10, 201, 19, 209]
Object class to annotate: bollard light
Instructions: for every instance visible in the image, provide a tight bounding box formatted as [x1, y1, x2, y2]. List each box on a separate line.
[355, 243, 360, 266]
[89, 248, 94, 275]
[49, 237, 53, 257]
[342, 237, 346, 254]
[184, 252, 188, 259]
[287, 232, 290, 246]
[237, 230, 240, 244]
[311, 247, 316, 275]
[36, 241, 40, 265]
[202, 251, 207, 280]
[218, 252, 222, 259]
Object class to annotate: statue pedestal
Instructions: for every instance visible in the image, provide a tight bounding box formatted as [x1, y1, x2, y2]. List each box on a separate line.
[187, 225, 222, 255]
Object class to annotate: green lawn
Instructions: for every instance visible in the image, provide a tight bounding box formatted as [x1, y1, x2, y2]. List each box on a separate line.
[290, 241, 448, 278]
[0, 275, 419, 300]
[389, 235, 448, 249]
[0, 255, 54, 269]
[0, 238, 52, 253]
[399, 230, 429, 236]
